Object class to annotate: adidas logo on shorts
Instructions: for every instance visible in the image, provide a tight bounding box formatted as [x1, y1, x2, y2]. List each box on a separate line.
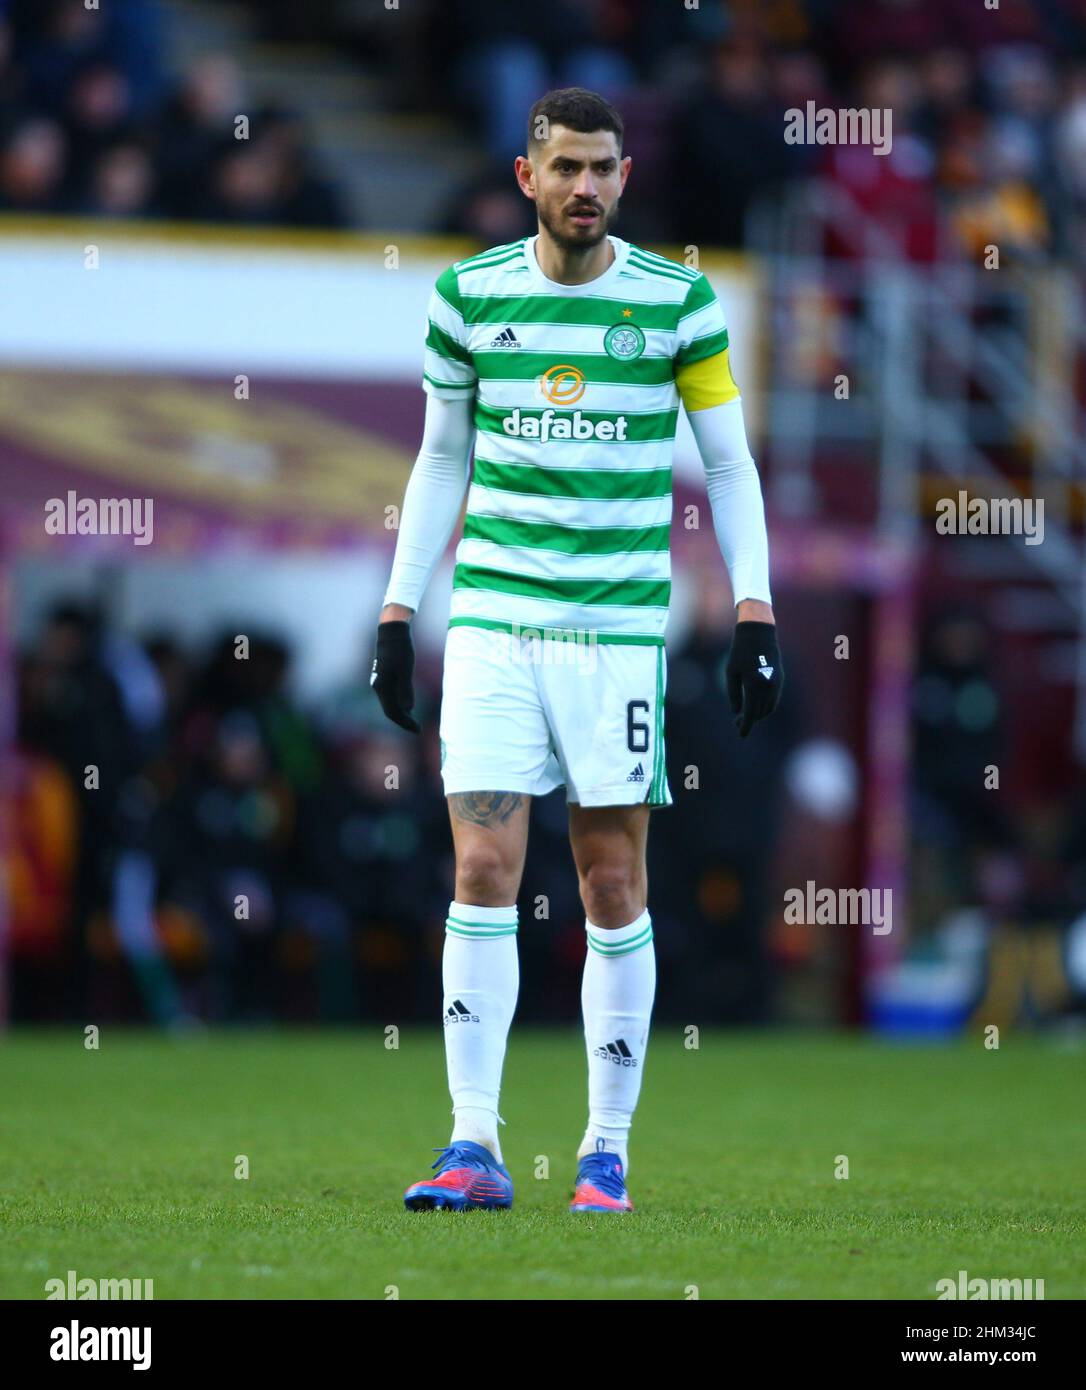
[626, 762, 645, 783]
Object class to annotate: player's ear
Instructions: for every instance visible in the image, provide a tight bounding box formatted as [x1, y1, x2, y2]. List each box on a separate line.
[619, 154, 632, 189]
[514, 154, 537, 200]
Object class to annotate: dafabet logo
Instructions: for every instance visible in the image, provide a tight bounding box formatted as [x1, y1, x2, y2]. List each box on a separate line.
[539, 363, 586, 404]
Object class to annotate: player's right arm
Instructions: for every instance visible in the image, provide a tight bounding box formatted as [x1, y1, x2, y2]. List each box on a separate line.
[372, 268, 476, 731]
[381, 266, 477, 620]
[378, 391, 475, 622]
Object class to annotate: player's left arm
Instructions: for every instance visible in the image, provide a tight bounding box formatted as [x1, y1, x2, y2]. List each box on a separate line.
[675, 275, 783, 737]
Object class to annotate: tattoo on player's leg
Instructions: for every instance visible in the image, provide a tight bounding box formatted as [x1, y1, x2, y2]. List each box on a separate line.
[449, 791, 524, 826]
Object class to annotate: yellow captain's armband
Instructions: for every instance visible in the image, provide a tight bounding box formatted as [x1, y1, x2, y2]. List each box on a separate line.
[675, 348, 741, 412]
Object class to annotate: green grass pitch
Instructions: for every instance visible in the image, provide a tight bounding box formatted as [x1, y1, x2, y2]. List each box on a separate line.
[1, 1029, 1083, 1300]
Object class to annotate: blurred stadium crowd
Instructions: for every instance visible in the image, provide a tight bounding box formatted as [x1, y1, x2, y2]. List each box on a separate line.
[10, 600, 805, 1027]
[3, 0, 1086, 260]
[0, 0, 347, 224]
[11, 596, 1085, 1027]
[428, 0, 1086, 260]
[12, 603, 444, 1026]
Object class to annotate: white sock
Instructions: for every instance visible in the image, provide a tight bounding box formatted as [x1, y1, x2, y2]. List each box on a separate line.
[578, 908, 656, 1177]
[443, 901, 518, 1165]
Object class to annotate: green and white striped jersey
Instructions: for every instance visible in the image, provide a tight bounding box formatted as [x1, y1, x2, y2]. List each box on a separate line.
[423, 234, 732, 645]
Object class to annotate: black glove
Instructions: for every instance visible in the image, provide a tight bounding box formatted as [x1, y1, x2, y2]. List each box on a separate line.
[370, 621, 420, 733]
[725, 621, 783, 738]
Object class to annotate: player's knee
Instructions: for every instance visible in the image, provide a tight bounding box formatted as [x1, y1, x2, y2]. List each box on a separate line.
[579, 864, 641, 928]
[455, 847, 517, 906]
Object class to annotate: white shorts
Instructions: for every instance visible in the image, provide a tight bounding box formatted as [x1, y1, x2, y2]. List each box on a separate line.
[438, 624, 672, 808]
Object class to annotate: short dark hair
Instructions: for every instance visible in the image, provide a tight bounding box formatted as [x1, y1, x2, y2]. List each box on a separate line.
[527, 88, 623, 154]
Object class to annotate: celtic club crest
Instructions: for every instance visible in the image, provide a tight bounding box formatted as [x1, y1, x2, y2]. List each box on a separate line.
[603, 323, 646, 361]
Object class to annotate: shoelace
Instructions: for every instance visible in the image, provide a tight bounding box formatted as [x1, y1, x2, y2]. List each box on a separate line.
[430, 1144, 487, 1174]
[577, 1153, 626, 1198]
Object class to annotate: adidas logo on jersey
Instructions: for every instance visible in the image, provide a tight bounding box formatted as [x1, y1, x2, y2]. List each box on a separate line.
[443, 999, 480, 1025]
[489, 327, 522, 349]
[502, 407, 629, 443]
[626, 762, 645, 783]
[594, 1038, 638, 1067]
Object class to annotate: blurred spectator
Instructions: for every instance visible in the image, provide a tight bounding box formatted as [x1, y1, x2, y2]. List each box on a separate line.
[289, 728, 433, 1017]
[154, 53, 244, 217]
[248, 633, 324, 792]
[8, 694, 79, 1020]
[249, 105, 349, 228]
[15, 604, 137, 1015]
[61, 58, 133, 176]
[196, 134, 288, 225]
[442, 0, 637, 162]
[914, 46, 976, 152]
[162, 709, 292, 1021]
[672, 40, 801, 248]
[80, 135, 157, 217]
[439, 164, 536, 245]
[821, 60, 941, 261]
[0, 12, 24, 109]
[651, 569, 801, 1022]
[188, 111, 348, 228]
[0, 113, 67, 210]
[910, 609, 1020, 922]
[12, 0, 109, 113]
[945, 114, 1050, 261]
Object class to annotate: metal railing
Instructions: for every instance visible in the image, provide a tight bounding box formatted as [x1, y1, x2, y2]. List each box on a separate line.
[748, 177, 1086, 754]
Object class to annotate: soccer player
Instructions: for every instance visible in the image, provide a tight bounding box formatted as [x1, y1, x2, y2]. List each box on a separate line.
[371, 88, 782, 1213]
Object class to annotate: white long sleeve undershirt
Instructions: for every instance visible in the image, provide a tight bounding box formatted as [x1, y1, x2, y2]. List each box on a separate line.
[685, 396, 772, 605]
[381, 392, 771, 612]
[382, 393, 473, 612]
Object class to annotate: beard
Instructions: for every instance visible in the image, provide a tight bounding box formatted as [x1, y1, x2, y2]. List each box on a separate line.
[537, 196, 620, 253]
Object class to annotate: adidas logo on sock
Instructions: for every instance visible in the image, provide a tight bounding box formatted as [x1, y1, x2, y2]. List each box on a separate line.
[443, 998, 480, 1025]
[489, 327, 522, 348]
[594, 1038, 638, 1067]
[626, 762, 645, 783]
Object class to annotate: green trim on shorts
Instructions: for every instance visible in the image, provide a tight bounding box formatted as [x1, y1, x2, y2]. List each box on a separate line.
[649, 645, 667, 804]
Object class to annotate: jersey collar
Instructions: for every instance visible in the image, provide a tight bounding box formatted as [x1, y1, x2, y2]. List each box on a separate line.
[523, 234, 629, 294]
